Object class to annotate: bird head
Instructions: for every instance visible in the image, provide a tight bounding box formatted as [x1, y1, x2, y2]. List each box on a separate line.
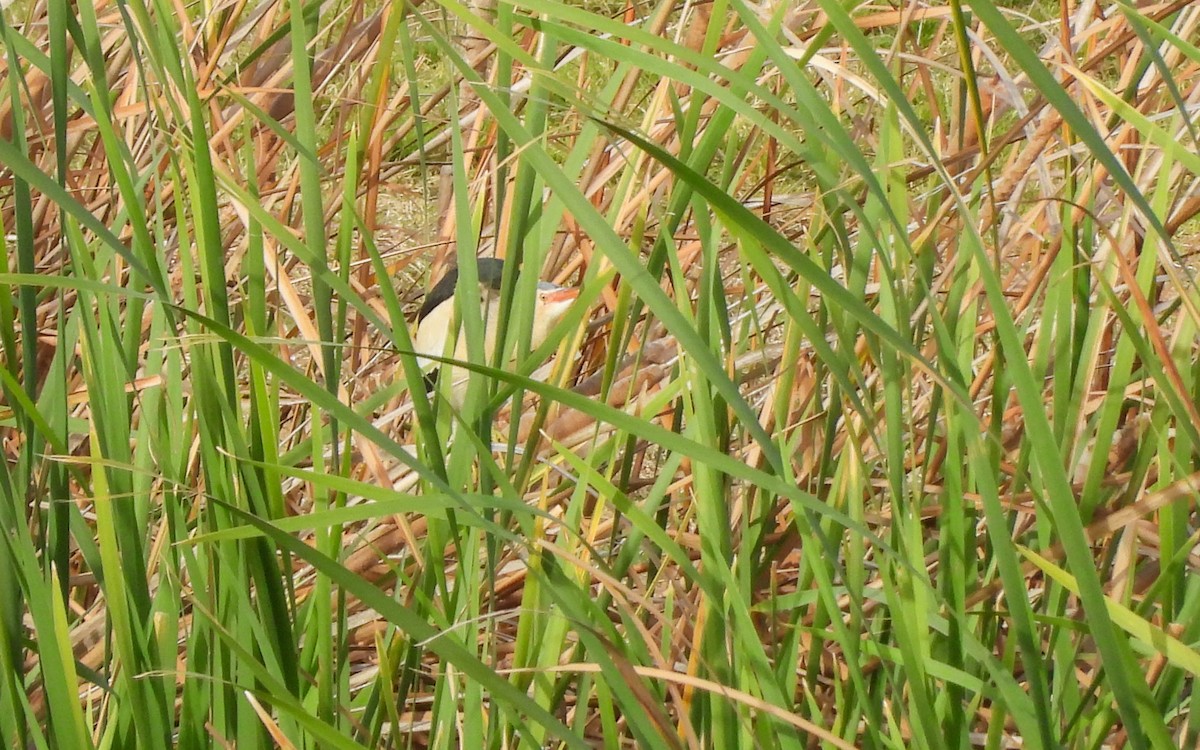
[530, 280, 580, 350]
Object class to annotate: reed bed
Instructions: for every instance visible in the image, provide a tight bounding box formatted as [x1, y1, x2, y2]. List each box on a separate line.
[1, 0, 1198, 747]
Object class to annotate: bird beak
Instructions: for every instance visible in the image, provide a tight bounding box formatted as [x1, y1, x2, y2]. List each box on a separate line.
[540, 287, 580, 305]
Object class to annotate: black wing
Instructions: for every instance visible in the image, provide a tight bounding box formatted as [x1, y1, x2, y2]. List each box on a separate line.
[417, 257, 506, 322]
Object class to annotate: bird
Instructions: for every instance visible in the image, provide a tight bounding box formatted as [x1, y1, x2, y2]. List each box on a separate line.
[412, 257, 579, 408]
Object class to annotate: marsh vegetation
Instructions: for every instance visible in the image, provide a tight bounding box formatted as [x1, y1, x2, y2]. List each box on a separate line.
[1, 0, 1198, 747]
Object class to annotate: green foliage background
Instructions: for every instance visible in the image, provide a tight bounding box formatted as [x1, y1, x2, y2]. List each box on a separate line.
[0, 0, 1198, 747]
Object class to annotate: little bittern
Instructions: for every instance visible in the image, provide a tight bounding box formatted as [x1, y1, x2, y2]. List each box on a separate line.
[412, 257, 578, 406]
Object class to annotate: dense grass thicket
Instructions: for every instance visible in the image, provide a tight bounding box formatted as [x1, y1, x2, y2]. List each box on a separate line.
[1, 0, 1199, 747]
